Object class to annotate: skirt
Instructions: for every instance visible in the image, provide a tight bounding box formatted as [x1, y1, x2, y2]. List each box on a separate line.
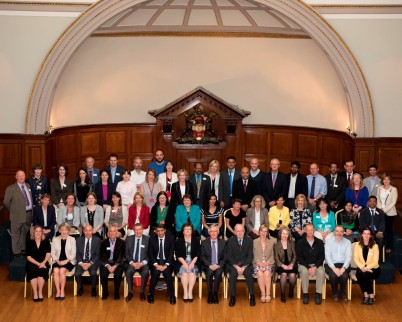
[52, 262, 75, 272]
[26, 261, 50, 281]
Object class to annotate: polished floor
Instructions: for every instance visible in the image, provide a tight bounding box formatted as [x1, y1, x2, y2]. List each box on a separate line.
[1, 265, 401, 322]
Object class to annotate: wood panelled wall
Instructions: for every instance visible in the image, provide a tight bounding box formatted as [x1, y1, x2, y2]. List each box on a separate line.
[1, 124, 402, 223]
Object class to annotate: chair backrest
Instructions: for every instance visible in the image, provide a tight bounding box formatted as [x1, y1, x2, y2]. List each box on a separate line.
[222, 208, 232, 240]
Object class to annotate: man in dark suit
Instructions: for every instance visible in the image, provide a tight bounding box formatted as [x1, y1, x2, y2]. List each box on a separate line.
[75, 224, 101, 297]
[85, 156, 100, 185]
[339, 160, 363, 186]
[189, 162, 211, 210]
[125, 223, 150, 302]
[285, 161, 308, 209]
[3, 170, 33, 257]
[219, 156, 241, 209]
[148, 224, 176, 304]
[249, 158, 265, 196]
[200, 225, 226, 304]
[359, 196, 385, 260]
[225, 224, 255, 307]
[105, 153, 125, 190]
[325, 163, 347, 212]
[99, 226, 126, 300]
[232, 167, 257, 212]
[261, 158, 287, 208]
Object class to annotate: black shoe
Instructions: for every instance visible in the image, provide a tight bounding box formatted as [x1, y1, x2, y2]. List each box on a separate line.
[33, 298, 39, 302]
[183, 298, 189, 303]
[140, 292, 146, 301]
[38, 298, 43, 302]
[170, 296, 176, 304]
[249, 295, 256, 306]
[59, 297, 65, 301]
[303, 294, 309, 304]
[368, 298, 374, 305]
[281, 293, 286, 303]
[77, 287, 83, 297]
[126, 293, 133, 302]
[229, 296, 236, 307]
[207, 293, 213, 304]
[55, 296, 60, 301]
[342, 295, 348, 303]
[213, 293, 219, 304]
[102, 292, 108, 301]
[333, 294, 339, 302]
[114, 294, 120, 301]
[315, 293, 322, 305]
[188, 298, 193, 303]
[147, 294, 154, 304]
[288, 288, 294, 299]
[362, 297, 369, 305]
[91, 288, 97, 297]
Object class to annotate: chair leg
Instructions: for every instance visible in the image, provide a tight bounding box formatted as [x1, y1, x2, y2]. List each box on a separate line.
[347, 278, 351, 301]
[174, 276, 178, 298]
[49, 273, 53, 298]
[73, 276, 77, 296]
[24, 275, 27, 298]
[272, 281, 276, 299]
[322, 279, 326, 300]
[199, 276, 202, 299]
[99, 275, 102, 298]
[123, 276, 128, 298]
[296, 278, 301, 299]
[373, 280, 376, 296]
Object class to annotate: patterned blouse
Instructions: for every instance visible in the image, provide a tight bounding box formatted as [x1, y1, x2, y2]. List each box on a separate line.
[289, 208, 312, 232]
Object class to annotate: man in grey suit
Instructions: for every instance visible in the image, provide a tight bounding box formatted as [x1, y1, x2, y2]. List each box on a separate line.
[75, 224, 101, 297]
[125, 223, 150, 302]
[85, 156, 100, 185]
[4, 170, 33, 257]
[189, 162, 211, 210]
[219, 156, 241, 209]
[363, 164, 381, 197]
[225, 224, 255, 307]
[200, 226, 226, 304]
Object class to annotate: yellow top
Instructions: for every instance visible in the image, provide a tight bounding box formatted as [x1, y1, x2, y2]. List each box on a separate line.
[268, 205, 290, 231]
[353, 242, 380, 270]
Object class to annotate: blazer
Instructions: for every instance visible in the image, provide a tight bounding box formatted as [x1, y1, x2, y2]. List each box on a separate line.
[204, 172, 220, 200]
[27, 176, 49, 207]
[80, 205, 104, 233]
[225, 235, 253, 267]
[57, 205, 81, 228]
[3, 182, 32, 224]
[51, 235, 77, 265]
[376, 185, 398, 217]
[94, 181, 114, 207]
[125, 234, 149, 264]
[250, 170, 265, 196]
[245, 207, 268, 232]
[175, 205, 202, 234]
[353, 242, 380, 270]
[261, 172, 287, 205]
[296, 236, 325, 268]
[170, 181, 195, 210]
[100, 238, 126, 266]
[148, 233, 175, 267]
[345, 187, 369, 208]
[188, 174, 211, 209]
[158, 172, 178, 192]
[359, 207, 385, 233]
[104, 205, 128, 227]
[363, 176, 381, 198]
[105, 165, 125, 191]
[86, 167, 100, 185]
[218, 169, 241, 207]
[50, 177, 74, 205]
[174, 237, 201, 272]
[325, 174, 347, 209]
[149, 205, 174, 232]
[285, 173, 308, 199]
[76, 235, 101, 265]
[252, 237, 276, 266]
[200, 238, 226, 268]
[274, 239, 297, 267]
[32, 205, 56, 238]
[232, 177, 257, 207]
[128, 205, 150, 229]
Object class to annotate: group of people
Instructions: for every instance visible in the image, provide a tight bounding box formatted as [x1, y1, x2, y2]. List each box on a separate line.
[3, 151, 393, 306]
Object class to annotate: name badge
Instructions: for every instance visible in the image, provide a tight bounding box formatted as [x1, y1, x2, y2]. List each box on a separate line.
[37, 185, 41, 190]
[112, 209, 116, 213]
[93, 173, 98, 176]
[368, 252, 373, 256]
[63, 184, 67, 188]
[141, 245, 145, 248]
[202, 177, 207, 181]
[116, 173, 121, 176]
[333, 184, 338, 188]
[107, 247, 111, 250]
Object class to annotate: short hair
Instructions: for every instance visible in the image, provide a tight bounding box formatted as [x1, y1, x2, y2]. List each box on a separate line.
[86, 191, 97, 201]
[32, 163, 43, 171]
[155, 191, 170, 207]
[177, 169, 189, 179]
[290, 161, 301, 168]
[133, 191, 146, 206]
[294, 194, 307, 208]
[156, 224, 166, 230]
[164, 160, 175, 172]
[232, 198, 242, 206]
[109, 153, 118, 159]
[111, 191, 122, 206]
[381, 172, 392, 184]
[40, 193, 52, 206]
[145, 168, 157, 183]
[276, 194, 285, 201]
[64, 192, 76, 204]
[194, 162, 203, 169]
[59, 222, 71, 231]
[121, 169, 131, 176]
[134, 223, 143, 229]
[100, 168, 110, 177]
[182, 222, 194, 233]
[57, 163, 69, 176]
[30, 225, 45, 240]
[155, 149, 164, 155]
[368, 195, 377, 202]
[182, 194, 193, 202]
[368, 164, 378, 170]
[250, 195, 266, 208]
[330, 162, 338, 168]
[344, 160, 355, 165]
[227, 156, 236, 162]
[334, 224, 345, 231]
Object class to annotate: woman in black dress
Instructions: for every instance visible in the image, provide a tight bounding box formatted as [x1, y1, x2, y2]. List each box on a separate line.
[74, 167, 92, 206]
[26, 225, 51, 302]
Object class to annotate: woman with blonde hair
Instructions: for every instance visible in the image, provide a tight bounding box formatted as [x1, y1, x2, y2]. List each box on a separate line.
[170, 169, 195, 212]
[246, 195, 268, 239]
[128, 191, 150, 236]
[139, 168, 161, 209]
[205, 160, 220, 200]
[289, 194, 312, 242]
[345, 173, 369, 213]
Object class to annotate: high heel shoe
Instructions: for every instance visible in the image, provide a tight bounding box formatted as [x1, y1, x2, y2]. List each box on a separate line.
[260, 294, 266, 303]
[266, 295, 271, 303]
[362, 297, 369, 305]
[281, 294, 286, 303]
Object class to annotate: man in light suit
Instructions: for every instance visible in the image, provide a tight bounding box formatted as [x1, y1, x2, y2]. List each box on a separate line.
[225, 224, 255, 307]
[85, 156, 100, 185]
[189, 162, 211, 210]
[363, 164, 381, 197]
[200, 225, 226, 304]
[105, 153, 125, 191]
[232, 167, 257, 212]
[218, 156, 241, 209]
[325, 163, 347, 212]
[261, 158, 287, 208]
[75, 224, 101, 297]
[125, 223, 150, 302]
[3, 170, 33, 257]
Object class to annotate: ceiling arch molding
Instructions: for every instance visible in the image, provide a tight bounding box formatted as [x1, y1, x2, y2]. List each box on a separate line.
[26, 0, 374, 137]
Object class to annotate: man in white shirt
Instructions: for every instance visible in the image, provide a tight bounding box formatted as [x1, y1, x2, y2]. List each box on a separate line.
[130, 157, 146, 189]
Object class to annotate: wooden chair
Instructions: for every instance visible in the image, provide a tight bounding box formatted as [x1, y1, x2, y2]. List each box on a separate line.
[198, 271, 227, 299]
[296, 270, 326, 300]
[99, 272, 127, 298]
[49, 267, 76, 297]
[24, 257, 52, 299]
[174, 274, 203, 298]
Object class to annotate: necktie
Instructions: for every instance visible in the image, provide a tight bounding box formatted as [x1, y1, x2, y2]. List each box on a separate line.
[89, 170, 93, 183]
[332, 176, 335, 186]
[310, 177, 316, 199]
[196, 175, 201, 199]
[347, 174, 351, 186]
[211, 241, 217, 265]
[229, 171, 233, 196]
[21, 185, 30, 207]
[158, 238, 164, 261]
[109, 240, 115, 262]
[243, 180, 247, 193]
[272, 173, 277, 187]
[85, 238, 90, 261]
[370, 209, 375, 231]
[135, 238, 141, 262]
[238, 239, 242, 251]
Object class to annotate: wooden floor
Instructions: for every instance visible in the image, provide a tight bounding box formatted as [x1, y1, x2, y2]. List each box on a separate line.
[1, 265, 402, 322]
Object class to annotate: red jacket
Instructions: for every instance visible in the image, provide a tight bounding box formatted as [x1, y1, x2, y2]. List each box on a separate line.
[128, 205, 150, 229]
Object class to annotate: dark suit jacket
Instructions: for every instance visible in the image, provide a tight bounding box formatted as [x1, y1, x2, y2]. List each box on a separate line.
[125, 235, 149, 264]
[76, 235, 101, 265]
[261, 172, 287, 205]
[86, 167, 100, 185]
[105, 165, 125, 191]
[359, 207, 385, 233]
[200, 238, 226, 268]
[169, 181, 195, 210]
[232, 178, 257, 207]
[50, 177, 74, 205]
[250, 170, 265, 196]
[285, 173, 308, 199]
[149, 205, 175, 232]
[189, 174, 211, 209]
[225, 235, 253, 267]
[100, 238, 126, 266]
[148, 233, 175, 267]
[94, 181, 114, 207]
[218, 169, 241, 207]
[174, 237, 201, 272]
[32, 205, 56, 238]
[3, 182, 32, 224]
[325, 174, 347, 209]
[27, 176, 49, 207]
[339, 171, 364, 183]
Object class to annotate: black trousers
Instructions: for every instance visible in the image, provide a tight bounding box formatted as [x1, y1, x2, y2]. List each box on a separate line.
[149, 264, 174, 297]
[356, 267, 381, 294]
[227, 265, 254, 297]
[75, 263, 99, 288]
[204, 266, 224, 294]
[324, 263, 350, 296]
[99, 264, 124, 295]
